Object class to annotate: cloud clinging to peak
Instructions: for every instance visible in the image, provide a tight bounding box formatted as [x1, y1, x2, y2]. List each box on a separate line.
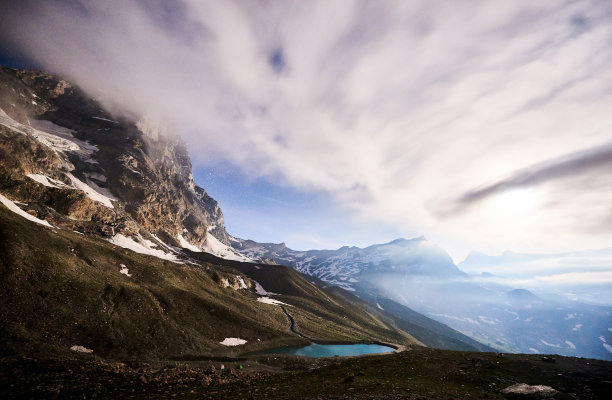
[1, 0, 612, 257]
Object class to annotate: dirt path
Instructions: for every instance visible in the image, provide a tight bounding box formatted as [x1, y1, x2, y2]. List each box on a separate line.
[280, 305, 310, 340]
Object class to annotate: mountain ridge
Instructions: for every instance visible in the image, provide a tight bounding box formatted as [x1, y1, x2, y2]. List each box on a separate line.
[0, 66, 241, 257]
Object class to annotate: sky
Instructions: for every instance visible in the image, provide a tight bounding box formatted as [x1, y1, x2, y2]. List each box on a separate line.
[1, 0, 611, 268]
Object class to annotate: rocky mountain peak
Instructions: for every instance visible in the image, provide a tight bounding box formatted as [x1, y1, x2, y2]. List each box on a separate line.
[0, 67, 229, 253]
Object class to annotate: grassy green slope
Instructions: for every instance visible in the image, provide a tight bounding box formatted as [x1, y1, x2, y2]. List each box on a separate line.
[0, 208, 419, 361]
[187, 252, 421, 346]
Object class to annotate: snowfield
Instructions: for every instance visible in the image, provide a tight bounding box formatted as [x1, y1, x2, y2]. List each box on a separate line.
[67, 173, 115, 208]
[26, 173, 67, 189]
[219, 338, 247, 346]
[27, 171, 116, 209]
[177, 233, 200, 252]
[257, 297, 291, 306]
[119, 264, 132, 277]
[254, 280, 278, 296]
[0, 193, 53, 227]
[202, 233, 253, 262]
[236, 275, 249, 289]
[108, 234, 179, 262]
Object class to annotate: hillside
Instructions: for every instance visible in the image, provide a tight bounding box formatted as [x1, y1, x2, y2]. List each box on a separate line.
[0, 205, 424, 360]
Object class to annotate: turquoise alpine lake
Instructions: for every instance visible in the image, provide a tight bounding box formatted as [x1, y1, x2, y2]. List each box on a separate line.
[249, 343, 395, 358]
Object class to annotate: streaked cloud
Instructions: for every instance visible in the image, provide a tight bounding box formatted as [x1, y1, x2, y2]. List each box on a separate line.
[1, 0, 611, 260]
[447, 143, 612, 215]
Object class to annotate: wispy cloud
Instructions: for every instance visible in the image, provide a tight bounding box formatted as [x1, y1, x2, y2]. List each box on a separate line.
[446, 142, 612, 215]
[1, 0, 612, 258]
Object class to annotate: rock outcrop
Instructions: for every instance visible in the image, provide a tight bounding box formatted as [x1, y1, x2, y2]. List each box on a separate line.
[0, 67, 227, 249]
[501, 383, 559, 399]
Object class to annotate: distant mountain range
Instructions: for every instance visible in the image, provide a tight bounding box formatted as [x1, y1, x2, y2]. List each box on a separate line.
[230, 236, 465, 292]
[229, 237, 612, 361]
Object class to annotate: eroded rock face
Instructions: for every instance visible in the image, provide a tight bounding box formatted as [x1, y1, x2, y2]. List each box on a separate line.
[501, 383, 559, 399]
[0, 67, 227, 246]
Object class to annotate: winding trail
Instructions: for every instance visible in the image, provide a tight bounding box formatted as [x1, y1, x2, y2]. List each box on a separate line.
[280, 305, 310, 340]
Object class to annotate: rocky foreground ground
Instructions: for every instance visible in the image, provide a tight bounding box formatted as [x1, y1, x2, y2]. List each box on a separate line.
[1, 347, 611, 399]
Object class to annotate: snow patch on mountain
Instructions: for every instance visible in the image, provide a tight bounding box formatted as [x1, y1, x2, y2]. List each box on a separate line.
[0, 112, 98, 162]
[119, 264, 132, 277]
[254, 281, 277, 296]
[109, 234, 179, 262]
[232, 237, 463, 293]
[257, 297, 291, 306]
[84, 172, 107, 182]
[177, 233, 200, 252]
[26, 174, 67, 188]
[27, 170, 115, 209]
[219, 338, 246, 346]
[0, 193, 53, 227]
[504, 309, 520, 320]
[203, 233, 252, 262]
[478, 316, 498, 325]
[67, 173, 115, 208]
[430, 313, 481, 325]
[83, 178, 116, 201]
[236, 275, 248, 290]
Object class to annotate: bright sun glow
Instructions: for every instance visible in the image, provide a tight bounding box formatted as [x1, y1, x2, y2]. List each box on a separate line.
[492, 189, 540, 219]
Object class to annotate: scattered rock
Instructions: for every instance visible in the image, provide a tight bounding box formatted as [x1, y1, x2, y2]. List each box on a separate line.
[501, 383, 559, 399]
[70, 345, 93, 354]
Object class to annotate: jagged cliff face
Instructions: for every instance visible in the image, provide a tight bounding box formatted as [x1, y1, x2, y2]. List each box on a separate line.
[0, 67, 227, 249]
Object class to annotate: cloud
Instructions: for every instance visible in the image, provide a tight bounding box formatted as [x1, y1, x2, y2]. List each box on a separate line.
[1, 0, 612, 258]
[448, 142, 612, 214]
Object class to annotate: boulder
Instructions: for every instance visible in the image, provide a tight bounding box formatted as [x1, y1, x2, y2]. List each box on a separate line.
[501, 383, 558, 399]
